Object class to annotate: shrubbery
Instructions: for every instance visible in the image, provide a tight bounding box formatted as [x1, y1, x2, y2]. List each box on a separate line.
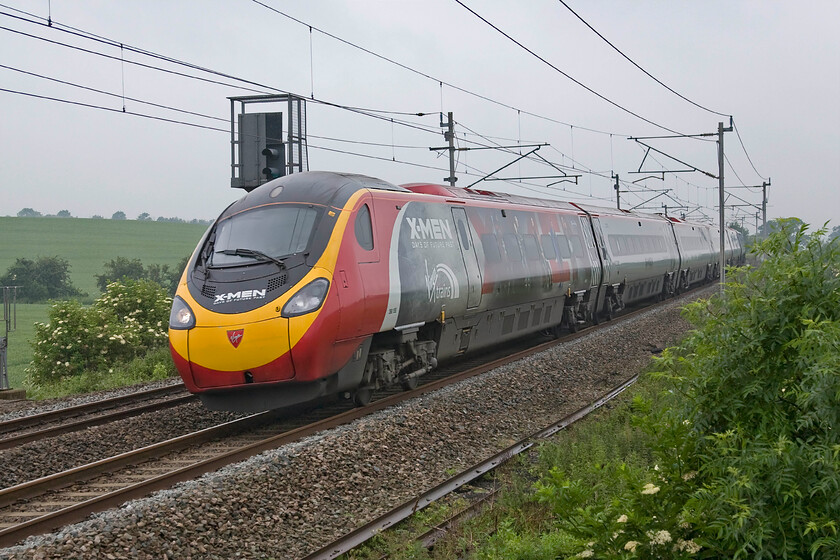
[96, 256, 188, 295]
[483, 220, 839, 559]
[27, 279, 171, 387]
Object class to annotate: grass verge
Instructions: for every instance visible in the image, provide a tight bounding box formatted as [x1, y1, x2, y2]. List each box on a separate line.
[23, 346, 177, 400]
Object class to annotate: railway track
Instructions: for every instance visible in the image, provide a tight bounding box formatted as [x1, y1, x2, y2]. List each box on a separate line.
[0, 290, 701, 549]
[302, 374, 639, 560]
[0, 384, 194, 451]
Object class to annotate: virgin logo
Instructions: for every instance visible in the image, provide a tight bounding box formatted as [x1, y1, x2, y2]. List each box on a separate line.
[227, 329, 244, 348]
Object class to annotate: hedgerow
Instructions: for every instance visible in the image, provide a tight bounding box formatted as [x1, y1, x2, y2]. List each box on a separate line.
[27, 279, 171, 387]
[489, 220, 839, 559]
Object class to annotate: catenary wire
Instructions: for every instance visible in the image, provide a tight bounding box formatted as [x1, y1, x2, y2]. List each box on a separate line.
[556, 0, 730, 118]
[249, 0, 636, 138]
[453, 0, 688, 136]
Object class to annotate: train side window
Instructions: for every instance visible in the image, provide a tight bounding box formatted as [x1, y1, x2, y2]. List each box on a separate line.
[568, 236, 584, 255]
[481, 233, 502, 262]
[456, 220, 470, 250]
[555, 234, 572, 258]
[540, 234, 557, 260]
[502, 233, 522, 262]
[354, 204, 374, 251]
[609, 236, 620, 255]
[523, 235, 541, 260]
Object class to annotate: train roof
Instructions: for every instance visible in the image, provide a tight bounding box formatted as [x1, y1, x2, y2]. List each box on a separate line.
[223, 171, 408, 217]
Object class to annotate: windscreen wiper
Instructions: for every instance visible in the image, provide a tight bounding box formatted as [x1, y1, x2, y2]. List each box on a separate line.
[217, 248, 286, 269]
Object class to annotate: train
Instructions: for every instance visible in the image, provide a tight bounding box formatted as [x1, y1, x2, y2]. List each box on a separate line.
[168, 171, 744, 412]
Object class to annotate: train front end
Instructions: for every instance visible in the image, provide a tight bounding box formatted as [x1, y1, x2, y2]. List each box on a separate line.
[168, 172, 370, 412]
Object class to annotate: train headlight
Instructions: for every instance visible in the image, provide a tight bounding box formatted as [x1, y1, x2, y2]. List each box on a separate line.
[169, 296, 196, 330]
[281, 278, 329, 318]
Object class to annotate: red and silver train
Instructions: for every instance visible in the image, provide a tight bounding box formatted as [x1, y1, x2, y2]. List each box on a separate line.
[169, 171, 744, 411]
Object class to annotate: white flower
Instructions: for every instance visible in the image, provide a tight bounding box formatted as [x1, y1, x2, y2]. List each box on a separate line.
[617, 514, 628, 523]
[641, 483, 660, 495]
[682, 471, 698, 481]
[577, 551, 593, 558]
[647, 530, 672, 545]
[64, 361, 69, 367]
[624, 541, 639, 552]
[675, 539, 701, 554]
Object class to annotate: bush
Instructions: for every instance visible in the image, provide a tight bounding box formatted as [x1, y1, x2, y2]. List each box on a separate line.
[515, 220, 840, 559]
[27, 279, 171, 386]
[0, 256, 85, 303]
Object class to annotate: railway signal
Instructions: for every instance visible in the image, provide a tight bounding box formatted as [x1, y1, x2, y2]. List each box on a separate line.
[262, 144, 285, 180]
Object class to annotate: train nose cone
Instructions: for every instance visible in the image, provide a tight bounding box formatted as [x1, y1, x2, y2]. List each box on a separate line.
[185, 317, 295, 389]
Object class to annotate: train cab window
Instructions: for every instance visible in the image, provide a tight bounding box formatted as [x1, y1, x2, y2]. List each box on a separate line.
[481, 234, 502, 262]
[354, 204, 374, 251]
[540, 234, 557, 260]
[502, 233, 522, 262]
[523, 235, 541, 260]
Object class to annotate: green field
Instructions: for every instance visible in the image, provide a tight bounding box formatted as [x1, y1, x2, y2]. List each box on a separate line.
[1, 217, 208, 389]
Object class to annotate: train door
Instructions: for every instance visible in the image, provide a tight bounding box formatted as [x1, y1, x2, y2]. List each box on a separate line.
[451, 207, 482, 309]
[579, 216, 602, 289]
[590, 217, 612, 285]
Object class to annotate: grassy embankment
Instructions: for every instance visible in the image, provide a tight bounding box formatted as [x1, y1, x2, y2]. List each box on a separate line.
[0, 217, 207, 389]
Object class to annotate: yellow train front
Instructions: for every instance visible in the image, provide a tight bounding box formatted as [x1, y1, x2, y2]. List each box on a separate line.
[168, 172, 399, 412]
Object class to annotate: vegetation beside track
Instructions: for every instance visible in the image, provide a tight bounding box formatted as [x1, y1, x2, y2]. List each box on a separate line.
[20, 279, 174, 400]
[350, 220, 840, 559]
[1, 217, 204, 391]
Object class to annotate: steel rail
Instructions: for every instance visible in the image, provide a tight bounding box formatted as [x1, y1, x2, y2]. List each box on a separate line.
[0, 394, 196, 450]
[0, 285, 711, 548]
[0, 384, 188, 435]
[302, 374, 639, 560]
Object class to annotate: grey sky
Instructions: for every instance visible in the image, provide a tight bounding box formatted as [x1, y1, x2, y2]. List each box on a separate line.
[1, 1, 838, 232]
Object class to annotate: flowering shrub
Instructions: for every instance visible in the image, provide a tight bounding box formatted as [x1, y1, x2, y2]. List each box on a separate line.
[527, 220, 840, 559]
[27, 279, 171, 385]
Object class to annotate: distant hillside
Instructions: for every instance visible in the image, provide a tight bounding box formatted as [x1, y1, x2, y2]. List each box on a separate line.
[0, 217, 208, 300]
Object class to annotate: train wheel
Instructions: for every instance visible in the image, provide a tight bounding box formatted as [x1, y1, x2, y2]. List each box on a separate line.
[353, 387, 372, 407]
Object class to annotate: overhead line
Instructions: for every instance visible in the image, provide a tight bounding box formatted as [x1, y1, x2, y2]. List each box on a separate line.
[556, 0, 730, 118]
[453, 0, 687, 136]
[0, 63, 228, 123]
[0, 7, 443, 138]
[732, 119, 768, 181]
[0, 87, 229, 133]
[249, 0, 632, 138]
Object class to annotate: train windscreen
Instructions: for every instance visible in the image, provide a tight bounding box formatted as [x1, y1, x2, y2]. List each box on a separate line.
[210, 205, 319, 267]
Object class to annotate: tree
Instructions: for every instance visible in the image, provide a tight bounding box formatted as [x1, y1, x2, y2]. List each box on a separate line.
[17, 208, 41, 217]
[727, 220, 749, 246]
[91, 215, 104, 220]
[96, 256, 187, 295]
[830, 223, 840, 241]
[0, 256, 85, 302]
[757, 217, 805, 242]
[111, 211, 126, 220]
[96, 257, 146, 291]
[56, 210, 72, 218]
[137, 212, 152, 221]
